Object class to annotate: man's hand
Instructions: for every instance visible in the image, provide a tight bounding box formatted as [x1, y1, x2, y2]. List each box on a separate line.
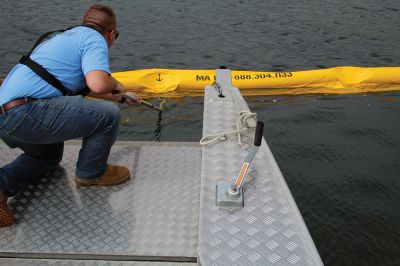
[111, 85, 141, 105]
[122, 92, 141, 105]
[88, 81, 141, 105]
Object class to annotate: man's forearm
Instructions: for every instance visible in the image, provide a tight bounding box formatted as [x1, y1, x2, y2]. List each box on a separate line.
[87, 91, 117, 101]
[85, 70, 119, 94]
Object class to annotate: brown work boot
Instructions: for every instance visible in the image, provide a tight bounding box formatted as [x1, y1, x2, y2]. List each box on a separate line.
[75, 165, 131, 187]
[0, 191, 14, 227]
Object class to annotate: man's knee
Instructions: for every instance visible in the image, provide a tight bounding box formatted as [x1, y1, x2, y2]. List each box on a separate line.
[102, 101, 121, 126]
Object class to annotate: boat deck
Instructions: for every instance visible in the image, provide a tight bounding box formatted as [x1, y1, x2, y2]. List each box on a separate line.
[0, 69, 323, 265]
[197, 70, 322, 265]
[0, 141, 200, 265]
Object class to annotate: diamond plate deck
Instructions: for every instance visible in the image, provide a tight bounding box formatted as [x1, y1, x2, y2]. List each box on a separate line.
[197, 73, 323, 265]
[0, 258, 197, 266]
[0, 141, 201, 263]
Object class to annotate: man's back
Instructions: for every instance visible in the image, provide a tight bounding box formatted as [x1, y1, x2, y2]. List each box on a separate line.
[0, 26, 110, 105]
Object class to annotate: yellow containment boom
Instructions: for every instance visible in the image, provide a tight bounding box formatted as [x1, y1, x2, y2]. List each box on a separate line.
[112, 66, 400, 98]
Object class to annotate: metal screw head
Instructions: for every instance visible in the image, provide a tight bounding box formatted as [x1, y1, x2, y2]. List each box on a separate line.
[227, 185, 241, 198]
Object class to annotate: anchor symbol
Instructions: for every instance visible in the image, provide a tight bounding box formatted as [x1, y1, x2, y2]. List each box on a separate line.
[156, 73, 162, 82]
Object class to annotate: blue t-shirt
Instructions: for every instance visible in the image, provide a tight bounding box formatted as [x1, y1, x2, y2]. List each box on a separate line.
[0, 26, 110, 105]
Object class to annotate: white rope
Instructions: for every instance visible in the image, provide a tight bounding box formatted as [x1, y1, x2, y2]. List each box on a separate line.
[200, 111, 257, 146]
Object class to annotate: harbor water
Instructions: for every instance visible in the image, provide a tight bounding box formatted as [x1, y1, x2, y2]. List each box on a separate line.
[1, 1, 399, 265]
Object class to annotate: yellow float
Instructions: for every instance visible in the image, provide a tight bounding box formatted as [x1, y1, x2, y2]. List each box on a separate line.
[112, 66, 400, 98]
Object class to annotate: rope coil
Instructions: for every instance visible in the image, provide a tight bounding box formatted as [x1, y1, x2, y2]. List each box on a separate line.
[200, 111, 257, 146]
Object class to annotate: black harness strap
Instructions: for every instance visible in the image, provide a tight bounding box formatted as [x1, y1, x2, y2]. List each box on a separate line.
[20, 55, 73, 96]
[19, 25, 97, 97]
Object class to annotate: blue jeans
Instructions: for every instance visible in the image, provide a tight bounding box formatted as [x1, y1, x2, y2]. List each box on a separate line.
[0, 96, 121, 196]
